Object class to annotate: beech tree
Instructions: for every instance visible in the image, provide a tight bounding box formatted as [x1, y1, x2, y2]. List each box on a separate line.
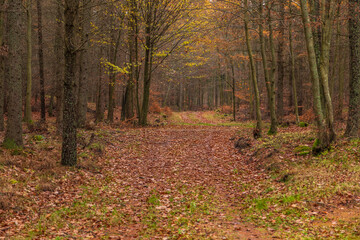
[300, 0, 337, 152]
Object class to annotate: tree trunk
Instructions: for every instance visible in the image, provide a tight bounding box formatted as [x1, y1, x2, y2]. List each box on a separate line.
[55, 1, 64, 133]
[139, 7, 152, 126]
[62, 0, 79, 166]
[230, 60, 236, 121]
[0, 0, 5, 131]
[24, 0, 33, 124]
[318, 0, 336, 142]
[37, 0, 46, 122]
[331, 4, 341, 98]
[300, 0, 330, 151]
[337, 55, 345, 119]
[244, 0, 262, 135]
[4, 0, 23, 147]
[259, 2, 277, 135]
[289, 4, 300, 124]
[96, 52, 105, 123]
[277, 0, 285, 122]
[345, 0, 360, 138]
[77, 0, 91, 127]
[107, 28, 122, 123]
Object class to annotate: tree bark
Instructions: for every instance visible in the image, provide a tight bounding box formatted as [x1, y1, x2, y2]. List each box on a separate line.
[24, 0, 33, 124]
[345, 0, 360, 138]
[289, 6, 300, 124]
[300, 0, 330, 151]
[244, 0, 262, 135]
[62, 0, 79, 166]
[260, 2, 277, 134]
[0, 0, 5, 131]
[37, 0, 46, 122]
[77, 0, 91, 127]
[139, 25, 152, 125]
[4, 0, 23, 147]
[318, 0, 336, 142]
[276, 0, 285, 122]
[139, 0, 153, 126]
[55, 1, 64, 133]
[230, 60, 236, 121]
[107, 26, 122, 123]
[96, 50, 105, 123]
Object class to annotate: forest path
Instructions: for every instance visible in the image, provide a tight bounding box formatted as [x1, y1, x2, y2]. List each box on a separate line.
[0, 117, 272, 239]
[106, 125, 271, 239]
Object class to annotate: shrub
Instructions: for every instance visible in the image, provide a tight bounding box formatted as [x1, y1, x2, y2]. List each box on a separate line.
[298, 122, 308, 127]
[149, 101, 161, 114]
[220, 105, 232, 114]
[300, 109, 315, 123]
[294, 145, 311, 156]
[33, 135, 45, 142]
[163, 106, 173, 117]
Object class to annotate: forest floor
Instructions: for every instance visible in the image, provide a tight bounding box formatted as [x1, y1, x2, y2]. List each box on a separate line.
[0, 111, 360, 239]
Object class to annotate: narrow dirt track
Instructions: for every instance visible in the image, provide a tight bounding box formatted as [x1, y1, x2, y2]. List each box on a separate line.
[106, 125, 271, 239]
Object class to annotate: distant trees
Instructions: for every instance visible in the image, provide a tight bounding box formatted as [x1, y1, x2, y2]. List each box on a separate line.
[205, 0, 358, 149]
[138, 0, 192, 125]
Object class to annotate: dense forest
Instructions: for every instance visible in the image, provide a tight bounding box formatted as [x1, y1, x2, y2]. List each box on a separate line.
[0, 0, 359, 238]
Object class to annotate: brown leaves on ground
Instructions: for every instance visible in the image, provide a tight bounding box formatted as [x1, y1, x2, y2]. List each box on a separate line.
[0, 112, 359, 239]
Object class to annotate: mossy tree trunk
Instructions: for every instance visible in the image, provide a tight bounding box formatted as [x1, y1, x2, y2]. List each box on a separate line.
[318, 0, 336, 142]
[300, 0, 334, 152]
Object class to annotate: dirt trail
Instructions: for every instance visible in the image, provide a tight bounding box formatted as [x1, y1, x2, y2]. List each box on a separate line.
[108, 125, 271, 239]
